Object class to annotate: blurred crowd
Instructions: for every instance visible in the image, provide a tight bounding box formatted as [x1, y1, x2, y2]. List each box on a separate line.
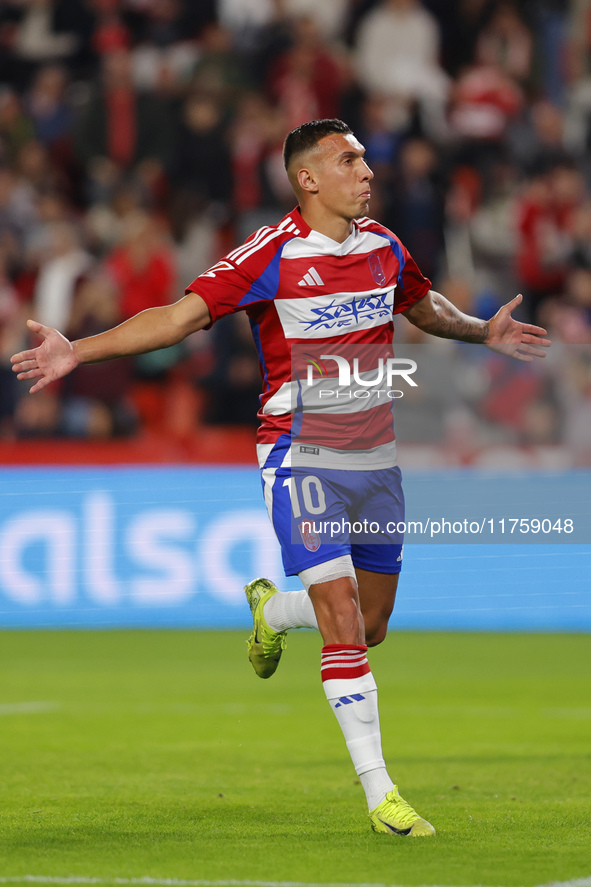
[0, 0, 590, 465]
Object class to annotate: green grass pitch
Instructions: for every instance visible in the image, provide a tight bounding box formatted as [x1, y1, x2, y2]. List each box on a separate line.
[0, 629, 589, 887]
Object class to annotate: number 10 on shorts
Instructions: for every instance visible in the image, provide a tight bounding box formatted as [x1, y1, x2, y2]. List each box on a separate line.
[283, 476, 327, 518]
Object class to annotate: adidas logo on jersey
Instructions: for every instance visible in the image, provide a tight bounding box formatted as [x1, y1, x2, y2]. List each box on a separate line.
[297, 266, 324, 286]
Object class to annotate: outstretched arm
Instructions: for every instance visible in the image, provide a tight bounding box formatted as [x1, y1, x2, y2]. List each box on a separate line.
[402, 291, 550, 361]
[11, 292, 212, 393]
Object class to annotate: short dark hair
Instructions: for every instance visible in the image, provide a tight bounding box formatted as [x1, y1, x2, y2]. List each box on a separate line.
[283, 119, 352, 170]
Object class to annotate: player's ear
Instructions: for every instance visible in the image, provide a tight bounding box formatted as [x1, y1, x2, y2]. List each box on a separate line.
[297, 166, 319, 194]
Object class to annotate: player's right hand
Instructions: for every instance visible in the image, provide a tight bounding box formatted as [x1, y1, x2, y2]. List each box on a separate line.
[10, 319, 80, 394]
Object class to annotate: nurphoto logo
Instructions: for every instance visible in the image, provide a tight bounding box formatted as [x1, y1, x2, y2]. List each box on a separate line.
[304, 352, 418, 400]
[304, 353, 417, 386]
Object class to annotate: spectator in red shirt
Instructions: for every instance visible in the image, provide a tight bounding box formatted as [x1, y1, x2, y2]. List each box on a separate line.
[516, 165, 583, 322]
[449, 60, 524, 178]
[105, 210, 176, 320]
[267, 16, 347, 130]
[74, 49, 175, 200]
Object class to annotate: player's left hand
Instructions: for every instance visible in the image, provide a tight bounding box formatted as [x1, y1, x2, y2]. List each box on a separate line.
[485, 294, 551, 361]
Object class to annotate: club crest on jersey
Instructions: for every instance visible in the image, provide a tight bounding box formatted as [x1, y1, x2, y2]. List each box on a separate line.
[299, 521, 321, 551]
[368, 253, 386, 286]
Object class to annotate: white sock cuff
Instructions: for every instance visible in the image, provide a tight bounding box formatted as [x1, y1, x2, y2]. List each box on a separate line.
[322, 671, 377, 699]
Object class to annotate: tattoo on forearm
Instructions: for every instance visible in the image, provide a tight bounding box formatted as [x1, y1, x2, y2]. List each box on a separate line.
[421, 292, 489, 343]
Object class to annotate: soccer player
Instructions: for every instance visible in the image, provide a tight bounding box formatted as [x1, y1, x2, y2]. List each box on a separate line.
[11, 118, 550, 838]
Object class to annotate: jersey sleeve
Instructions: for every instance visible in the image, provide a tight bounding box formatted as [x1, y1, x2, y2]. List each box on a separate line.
[185, 257, 257, 327]
[185, 228, 289, 327]
[392, 242, 432, 314]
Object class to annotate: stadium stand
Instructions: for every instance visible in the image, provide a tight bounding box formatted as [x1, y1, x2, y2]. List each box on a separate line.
[0, 0, 590, 467]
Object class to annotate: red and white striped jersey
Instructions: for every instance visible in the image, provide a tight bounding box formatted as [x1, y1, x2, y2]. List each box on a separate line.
[186, 206, 431, 468]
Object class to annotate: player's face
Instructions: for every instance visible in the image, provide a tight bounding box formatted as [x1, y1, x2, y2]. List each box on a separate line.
[312, 133, 374, 221]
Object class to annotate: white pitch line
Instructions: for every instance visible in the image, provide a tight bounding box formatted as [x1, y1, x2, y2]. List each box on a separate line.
[0, 878, 590, 887]
[0, 702, 59, 716]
